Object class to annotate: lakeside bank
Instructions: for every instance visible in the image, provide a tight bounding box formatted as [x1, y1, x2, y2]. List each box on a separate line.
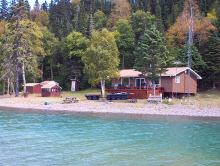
[0, 97, 220, 117]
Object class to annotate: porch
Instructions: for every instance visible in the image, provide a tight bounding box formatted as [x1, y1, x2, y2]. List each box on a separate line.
[105, 86, 164, 99]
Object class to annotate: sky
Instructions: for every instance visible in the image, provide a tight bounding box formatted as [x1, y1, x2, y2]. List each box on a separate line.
[28, 0, 49, 10]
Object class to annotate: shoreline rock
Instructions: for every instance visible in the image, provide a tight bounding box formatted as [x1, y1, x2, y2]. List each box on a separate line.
[0, 97, 220, 118]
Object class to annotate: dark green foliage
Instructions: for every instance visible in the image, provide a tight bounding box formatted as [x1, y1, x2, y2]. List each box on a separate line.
[155, 1, 164, 33]
[41, 0, 48, 12]
[161, 0, 167, 30]
[114, 19, 135, 69]
[49, 0, 73, 40]
[134, 25, 169, 94]
[176, 43, 207, 75]
[203, 33, 220, 86]
[60, 31, 88, 89]
[77, 2, 87, 36]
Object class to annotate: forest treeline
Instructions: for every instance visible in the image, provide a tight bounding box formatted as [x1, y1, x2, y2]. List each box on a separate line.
[0, 0, 220, 93]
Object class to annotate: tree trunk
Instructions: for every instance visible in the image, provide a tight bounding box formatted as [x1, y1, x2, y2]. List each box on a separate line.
[22, 61, 26, 93]
[153, 80, 155, 96]
[51, 67, 53, 80]
[7, 77, 9, 96]
[41, 63, 43, 82]
[101, 79, 105, 98]
[122, 55, 124, 69]
[213, 74, 216, 89]
[10, 78, 15, 95]
[15, 59, 19, 97]
[3, 81, 5, 96]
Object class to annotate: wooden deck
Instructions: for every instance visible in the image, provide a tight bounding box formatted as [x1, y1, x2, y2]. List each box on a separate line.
[105, 86, 164, 99]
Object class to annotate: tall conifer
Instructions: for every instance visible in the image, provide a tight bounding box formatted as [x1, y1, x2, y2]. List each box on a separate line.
[134, 25, 169, 95]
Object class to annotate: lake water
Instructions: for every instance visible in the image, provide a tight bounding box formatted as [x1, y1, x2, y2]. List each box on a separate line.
[1, 109, 220, 166]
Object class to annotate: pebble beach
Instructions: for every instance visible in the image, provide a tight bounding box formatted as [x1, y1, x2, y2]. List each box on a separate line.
[0, 96, 220, 117]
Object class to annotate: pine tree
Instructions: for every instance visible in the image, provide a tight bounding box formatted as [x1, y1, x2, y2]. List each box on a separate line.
[204, 33, 220, 88]
[155, 1, 164, 33]
[41, 0, 48, 12]
[134, 25, 169, 95]
[2, 0, 43, 96]
[0, 0, 8, 20]
[87, 13, 94, 39]
[217, 0, 220, 36]
[161, 0, 167, 30]
[78, 2, 87, 35]
[176, 43, 207, 75]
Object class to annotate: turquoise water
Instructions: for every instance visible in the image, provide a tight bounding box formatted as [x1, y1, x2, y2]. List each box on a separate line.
[1, 109, 220, 166]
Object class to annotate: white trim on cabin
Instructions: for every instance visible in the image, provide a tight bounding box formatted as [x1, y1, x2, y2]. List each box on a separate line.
[161, 67, 202, 79]
[135, 78, 145, 87]
[121, 77, 130, 85]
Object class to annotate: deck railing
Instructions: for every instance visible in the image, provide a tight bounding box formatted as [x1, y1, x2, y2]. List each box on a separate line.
[106, 86, 164, 90]
[105, 86, 164, 99]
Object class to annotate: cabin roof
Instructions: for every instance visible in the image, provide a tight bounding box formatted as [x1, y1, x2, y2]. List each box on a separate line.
[120, 67, 202, 79]
[162, 67, 202, 79]
[41, 81, 59, 85]
[119, 69, 142, 77]
[41, 84, 62, 89]
[26, 83, 41, 87]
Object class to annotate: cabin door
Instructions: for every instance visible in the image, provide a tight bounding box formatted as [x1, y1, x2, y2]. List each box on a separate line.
[135, 78, 145, 88]
[71, 81, 75, 91]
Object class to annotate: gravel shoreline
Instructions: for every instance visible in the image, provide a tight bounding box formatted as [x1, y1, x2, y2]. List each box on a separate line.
[0, 97, 220, 117]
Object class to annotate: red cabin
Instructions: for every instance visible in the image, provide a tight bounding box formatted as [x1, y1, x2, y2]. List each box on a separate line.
[25, 83, 42, 94]
[41, 84, 62, 97]
[108, 67, 202, 99]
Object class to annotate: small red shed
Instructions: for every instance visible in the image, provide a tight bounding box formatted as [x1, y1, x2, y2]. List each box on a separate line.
[70, 79, 80, 91]
[41, 84, 62, 97]
[26, 83, 42, 94]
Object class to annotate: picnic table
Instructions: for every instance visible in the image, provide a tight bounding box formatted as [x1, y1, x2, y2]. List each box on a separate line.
[146, 94, 162, 104]
[63, 96, 78, 104]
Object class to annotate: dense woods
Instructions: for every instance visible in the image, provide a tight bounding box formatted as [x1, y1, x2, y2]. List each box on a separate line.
[0, 0, 220, 95]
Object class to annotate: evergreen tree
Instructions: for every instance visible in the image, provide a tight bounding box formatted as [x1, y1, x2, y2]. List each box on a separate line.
[87, 13, 94, 39]
[155, 1, 164, 33]
[61, 30, 88, 88]
[114, 19, 135, 69]
[132, 10, 155, 45]
[134, 25, 169, 95]
[2, 0, 43, 96]
[25, 0, 30, 11]
[204, 33, 220, 88]
[176, 43, 207, 75]
[0, 0, 8, 20]
[161, 0, 167, 30]
[41, 0, 48, 12]
[217, 0, 220, 36]
[78, 2, 87, 36]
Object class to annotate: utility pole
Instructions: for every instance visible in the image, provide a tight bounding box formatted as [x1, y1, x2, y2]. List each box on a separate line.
[188, 27, 192, 97]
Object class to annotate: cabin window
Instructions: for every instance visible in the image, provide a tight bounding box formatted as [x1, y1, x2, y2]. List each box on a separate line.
[58, 88, 60, 92]
[121, 78, 129, 85]
[175, 76, 180, 83]
[135, 78, 145, 87]
[56, 88, 57, 92]
[155, 78, 161, 87]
